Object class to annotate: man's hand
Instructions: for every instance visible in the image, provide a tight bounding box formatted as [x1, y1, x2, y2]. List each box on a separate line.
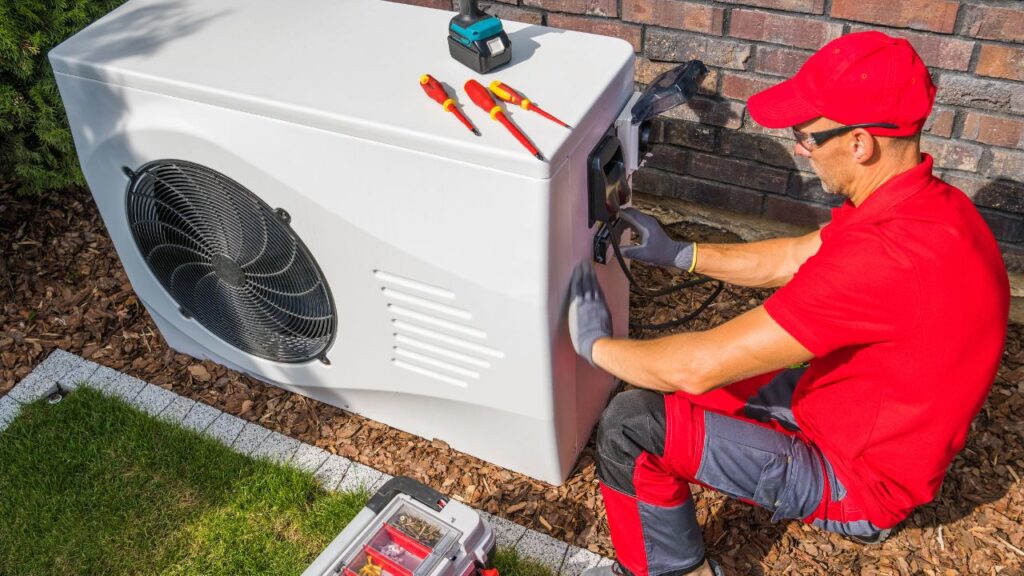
[618, 207, 696, 271]
[567, 262, 612, 367]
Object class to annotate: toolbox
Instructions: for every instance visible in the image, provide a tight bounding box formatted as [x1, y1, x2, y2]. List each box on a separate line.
[303, 477, 495, 576]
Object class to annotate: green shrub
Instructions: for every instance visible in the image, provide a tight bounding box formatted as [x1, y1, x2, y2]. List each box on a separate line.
[0, 0, 127, 195]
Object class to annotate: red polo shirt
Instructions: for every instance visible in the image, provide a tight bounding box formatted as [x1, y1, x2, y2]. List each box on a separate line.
[764, 154, 1009, 528]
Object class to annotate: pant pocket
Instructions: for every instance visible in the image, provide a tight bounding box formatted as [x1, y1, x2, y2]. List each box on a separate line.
[753, 454, 790, 511]
[696, 412, 823, 522]
[696, 413, 790, 510]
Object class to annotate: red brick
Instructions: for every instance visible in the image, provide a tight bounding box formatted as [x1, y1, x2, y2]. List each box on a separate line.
[645, 29, 751, 70]
[631, 168, 676, 197]
[989, 150, 1024, 182]
[651, 117, 718, 152]
[720, 72, 776, 102]
[523, 0, 614, 17]
[976, 44, 1024, 83]
[453, 0, 515, 10]
[849, 26, 973, 72]
[742, 110, 793, 138]
[729, 9, 843, 51]
[662, 96, 744, 129]
[788, 171, 841, 205]
[689, 151, 790, 193]
[754, 46, 812, 78]
[547, 14, 642, 51]
[644, 145, 688, 172]
[393, 0, 452, 9]
[622, 0, 723, 34]
[763, 195, 831, 228]
[960, 5, 1024, 43]
[715, 0, 824, 15]
[920, 136, 983, 172]
[476, 3, 543, 22]
[831, 0, 959, 34]
[720, 131, 803, 170]
[961, 112, 1024, 149]
[636, 58, 718, 95]
[979, 210, 1024, 244]
[923, 107, 955, 138]
[937, 74, 1024, 115]
[941, 172, 985, 199]
[673, 174, 766, 215]
[975, 180, 1024, 213]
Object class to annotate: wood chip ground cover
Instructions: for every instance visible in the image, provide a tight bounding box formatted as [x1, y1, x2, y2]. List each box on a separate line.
[2, 188, 1021, 574]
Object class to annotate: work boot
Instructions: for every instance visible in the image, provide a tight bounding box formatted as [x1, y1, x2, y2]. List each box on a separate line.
[580, 562, 630, 576]
[581, 560, 724, 576]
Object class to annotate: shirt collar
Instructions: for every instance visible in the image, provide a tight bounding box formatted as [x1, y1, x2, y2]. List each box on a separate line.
[833, 154, 935, 225]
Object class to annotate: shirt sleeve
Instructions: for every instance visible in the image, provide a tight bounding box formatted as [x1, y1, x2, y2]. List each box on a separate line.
[764, 225, 918, 358]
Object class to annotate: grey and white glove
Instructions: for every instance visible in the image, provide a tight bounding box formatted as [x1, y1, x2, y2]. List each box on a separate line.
[567, 262, 612, 367]
[618, 207, 697, 271]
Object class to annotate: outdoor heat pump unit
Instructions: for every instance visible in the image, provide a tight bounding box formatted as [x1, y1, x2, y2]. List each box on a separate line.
[51, 0, 702, 484]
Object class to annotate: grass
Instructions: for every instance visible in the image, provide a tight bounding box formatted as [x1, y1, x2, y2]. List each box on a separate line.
[0, 388, 553, 576]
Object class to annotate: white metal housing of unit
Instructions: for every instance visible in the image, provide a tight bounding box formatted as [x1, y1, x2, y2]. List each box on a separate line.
[50, 0, 636, 484]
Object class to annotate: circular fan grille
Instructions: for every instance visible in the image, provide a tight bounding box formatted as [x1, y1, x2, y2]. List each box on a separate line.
[125, 160, 336, 363]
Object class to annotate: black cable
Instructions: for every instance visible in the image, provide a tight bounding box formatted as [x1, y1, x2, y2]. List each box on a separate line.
[609, 219, 725, 331]
[610, 230, 712, 297]
[628, 281, 724, 331]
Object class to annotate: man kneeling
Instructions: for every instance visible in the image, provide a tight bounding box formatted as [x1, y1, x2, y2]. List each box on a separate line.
[567, 31, 1009, 576]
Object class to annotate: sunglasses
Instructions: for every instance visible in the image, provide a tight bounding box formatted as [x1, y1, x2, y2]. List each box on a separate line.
[792, 123, 899, 151]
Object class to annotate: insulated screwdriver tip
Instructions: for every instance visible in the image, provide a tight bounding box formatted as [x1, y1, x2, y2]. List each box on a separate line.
[535, 152, 546, 161]
[472, 128, 481, 136]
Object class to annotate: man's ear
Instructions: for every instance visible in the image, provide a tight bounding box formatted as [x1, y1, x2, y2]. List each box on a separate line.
[851, 129, 875, 164]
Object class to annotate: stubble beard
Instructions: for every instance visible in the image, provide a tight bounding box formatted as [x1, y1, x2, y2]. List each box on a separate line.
[812, 160, 843, 197]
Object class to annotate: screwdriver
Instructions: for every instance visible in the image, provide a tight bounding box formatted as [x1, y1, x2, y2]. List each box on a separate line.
[464, 79, 545, 161]
[420, 74, 480, 135]
[489, 81, 571, 128]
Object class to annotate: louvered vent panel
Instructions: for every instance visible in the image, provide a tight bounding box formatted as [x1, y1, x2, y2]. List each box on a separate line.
[375, 270, 502, 386]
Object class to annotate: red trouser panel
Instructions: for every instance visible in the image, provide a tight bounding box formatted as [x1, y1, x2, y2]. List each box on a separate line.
[596, 370, 886, 576]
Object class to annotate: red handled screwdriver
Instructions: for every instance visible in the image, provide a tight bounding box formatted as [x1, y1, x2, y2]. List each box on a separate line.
[464, 79, 545, 161]
[489, 81, 572, 128]
[420, 74, 480, 135]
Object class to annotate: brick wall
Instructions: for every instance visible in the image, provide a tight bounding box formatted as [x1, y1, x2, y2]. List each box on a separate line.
[398, 0, 1024, 267]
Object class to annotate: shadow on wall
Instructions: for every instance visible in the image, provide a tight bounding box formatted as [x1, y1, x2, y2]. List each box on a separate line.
[972, 177, 1024, 274]
[638, 93, 840, 230]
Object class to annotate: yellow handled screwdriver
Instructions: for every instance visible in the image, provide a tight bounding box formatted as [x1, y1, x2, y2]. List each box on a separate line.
[488, 81, 572, 129]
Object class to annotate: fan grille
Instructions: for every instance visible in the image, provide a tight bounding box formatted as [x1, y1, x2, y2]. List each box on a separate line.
[125, 160, 336, 363]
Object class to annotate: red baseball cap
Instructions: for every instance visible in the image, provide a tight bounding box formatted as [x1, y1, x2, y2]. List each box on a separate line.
[748, 31, 936, 137]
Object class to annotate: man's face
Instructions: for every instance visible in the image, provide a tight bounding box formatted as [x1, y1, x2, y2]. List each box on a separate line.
[792, 117, 852, 198]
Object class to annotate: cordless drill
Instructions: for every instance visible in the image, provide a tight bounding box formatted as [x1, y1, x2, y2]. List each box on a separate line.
[448, 0, 511, 74]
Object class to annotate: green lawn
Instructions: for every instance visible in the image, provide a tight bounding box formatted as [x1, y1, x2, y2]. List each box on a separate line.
[0, 388, 553, 576]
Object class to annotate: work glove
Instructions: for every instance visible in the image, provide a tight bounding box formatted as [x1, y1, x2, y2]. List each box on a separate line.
[617, 207, 697, 272]
[567, 262, 612, 367]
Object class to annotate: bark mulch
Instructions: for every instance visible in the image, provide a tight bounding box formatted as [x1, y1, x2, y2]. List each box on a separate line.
[2, 187, 1022, 575]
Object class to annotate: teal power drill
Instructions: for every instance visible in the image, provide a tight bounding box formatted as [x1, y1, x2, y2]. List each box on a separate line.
[448, 0, 511, 74]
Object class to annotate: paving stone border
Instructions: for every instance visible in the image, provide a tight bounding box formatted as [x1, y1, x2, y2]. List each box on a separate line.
[1, 350, 612, 576]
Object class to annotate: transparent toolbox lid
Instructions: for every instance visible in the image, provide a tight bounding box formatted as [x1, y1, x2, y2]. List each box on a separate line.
[337, 497, 462, 576]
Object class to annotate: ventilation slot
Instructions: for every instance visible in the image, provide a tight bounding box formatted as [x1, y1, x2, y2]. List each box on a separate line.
[392, 360, 468, 388]
[393, 347, 480, 379]
[377, 270, 501, 384]
[394, 334, 491, 368]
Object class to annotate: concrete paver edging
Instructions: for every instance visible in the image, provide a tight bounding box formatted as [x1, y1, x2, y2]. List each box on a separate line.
[1, 350, 612, 576]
